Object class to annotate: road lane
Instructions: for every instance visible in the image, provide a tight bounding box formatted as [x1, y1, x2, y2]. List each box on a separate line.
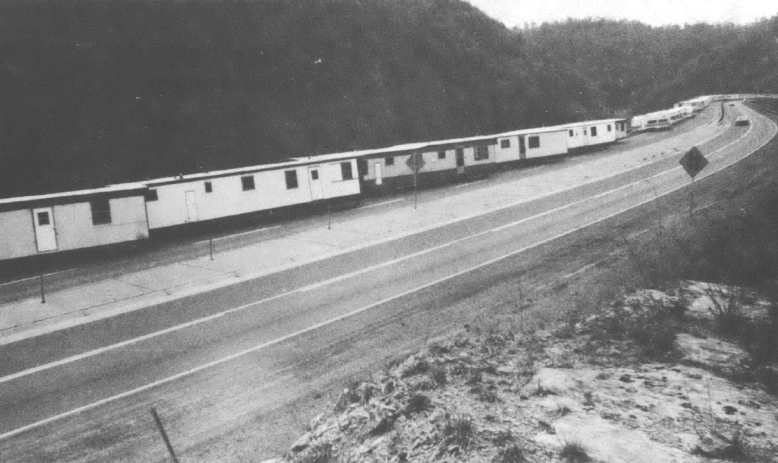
[0, 103, 773, 445]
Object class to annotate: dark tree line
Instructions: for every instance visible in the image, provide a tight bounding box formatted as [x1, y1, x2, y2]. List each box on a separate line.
[0, 0, 775, 197]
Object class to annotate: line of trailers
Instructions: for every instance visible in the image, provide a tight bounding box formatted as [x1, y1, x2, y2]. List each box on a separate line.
[3, 92, 774, 262]
[631, 93, 778, 132]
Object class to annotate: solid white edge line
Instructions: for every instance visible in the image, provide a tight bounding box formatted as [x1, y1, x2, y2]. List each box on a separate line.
[358, 199, 404, 210]
[193, 226, 281, 245]
[0, 269, 75, 288]
[1, 110, 774, 441]
[1, 109, 767, 386]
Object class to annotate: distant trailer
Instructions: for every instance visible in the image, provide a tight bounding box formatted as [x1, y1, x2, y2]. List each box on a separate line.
[557, 119, 628, 150]
[493, 126, 569, 164]
[356, 135, 498, 193]
[143, 155, 361, 231]
[0, 184, 149, 261]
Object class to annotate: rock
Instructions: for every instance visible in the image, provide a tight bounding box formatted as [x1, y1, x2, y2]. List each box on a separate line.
[290, 432, 312, 452]
[551, 415, 688, 463]
[676, 334, 750, 374]
[519, 368, 598, 397]
[693, 431, 739, 458]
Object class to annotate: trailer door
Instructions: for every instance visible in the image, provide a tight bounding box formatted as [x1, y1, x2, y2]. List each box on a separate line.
[33, 207, 57, 252]
[185, 190, 199, 222]
[308, 167, 324, 200]
[519, 136, 526, 159]
[455, 148, 465, 174]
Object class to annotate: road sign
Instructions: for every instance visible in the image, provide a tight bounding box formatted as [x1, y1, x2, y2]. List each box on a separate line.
[679, 146, 708, 179]
[406, 152, 425, 173]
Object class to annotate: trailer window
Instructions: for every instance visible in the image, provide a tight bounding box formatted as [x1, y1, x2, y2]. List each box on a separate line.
[438, 150, 446, 160]
[37, 211, 50, 225]
[91, 199, 112, 225]
[528, 136, 540, 149]
[205, 181, 213, 193]
[569, 130, 574, 137]
[385, 156, 394, 166]
[500, 139, 510, 149]
[285, 170, 298, 189]
[145, 189, 158, 202]
[591, 127, 598, 137]
[341, 162, 353, 180]
[241, 175, 255, 191]
[474, 145, 489, 161]
[607, 124, 612, 132]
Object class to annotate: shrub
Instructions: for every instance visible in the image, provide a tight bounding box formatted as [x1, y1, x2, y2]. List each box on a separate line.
[560, 442, 591, 463]
[493, 444, 527, 463]
[404, 393, 431, 416]
[430, 366, 447, 387]
[439, 415, 476, 455]
[295, 443, 335, 463]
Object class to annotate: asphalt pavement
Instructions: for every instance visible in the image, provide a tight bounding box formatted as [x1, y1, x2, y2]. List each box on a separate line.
[0, 107, 728, 346]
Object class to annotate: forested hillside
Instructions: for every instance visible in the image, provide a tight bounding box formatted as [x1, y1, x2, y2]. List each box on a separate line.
[0, 0, 776, 197]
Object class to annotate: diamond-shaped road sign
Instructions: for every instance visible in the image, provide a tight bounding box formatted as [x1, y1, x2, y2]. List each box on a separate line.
[406, 151, 425, 173]
[679, 146, 708, 179]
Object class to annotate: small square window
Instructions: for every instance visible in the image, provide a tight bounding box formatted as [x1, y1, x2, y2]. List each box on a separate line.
[591, 127, 598, 137]
[341, 162, 353, 180]
[285, 170, 298, 189]
[241, 175, 255, 191]
[584, 129, 588, 136]
[500, 139, 510, 149]
[91, 199, 112, 225]
[205, 181, 213, 193]
[438, 150, 446, 160]
[37, 211, 50, 225]
[607, 124, 612, 132]
[145, 189, 158, 201]
[528, 136, 540, 149]
[569, 130, 574, 137]
[311, 170, 319, 180]
[385, 156, 394, 166]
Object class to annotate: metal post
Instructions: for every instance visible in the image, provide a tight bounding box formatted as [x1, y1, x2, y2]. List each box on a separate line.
[413, 153, 418, 210]
[150, 407, 180, 463]
[689, 176, 695, 220]
[40, 275, 45, 304]
[209, 238, 213, 261]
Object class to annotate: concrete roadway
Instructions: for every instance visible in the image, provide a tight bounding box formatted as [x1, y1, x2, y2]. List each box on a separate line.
[0, 102, 775, 462]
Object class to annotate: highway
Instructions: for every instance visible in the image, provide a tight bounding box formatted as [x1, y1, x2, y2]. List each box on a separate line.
[0, 101, 776, 462]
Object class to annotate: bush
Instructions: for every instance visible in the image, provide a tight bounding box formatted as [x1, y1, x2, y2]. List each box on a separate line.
[560, 442, 591, 463]
[439, 415, 476, 455]
[493, 444, 527, 463]
[404, 393, 431, 416]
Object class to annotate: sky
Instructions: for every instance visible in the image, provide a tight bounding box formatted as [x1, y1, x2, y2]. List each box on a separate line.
[464, 0, 778, 28]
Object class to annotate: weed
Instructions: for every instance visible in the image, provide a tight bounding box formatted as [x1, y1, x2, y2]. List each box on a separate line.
[430, 366, 447, 387]
[583, 391, 596, 407]
[492, 444, 527, 463]
[294, 442, 335, 463]
[557, 404, 572, 416]
[560, 441, 591, 463]
[404, 393, 431, 416]
[402, 357, 430, 378]
[438, 415, 476, 456]
[491, 429, 514, 446]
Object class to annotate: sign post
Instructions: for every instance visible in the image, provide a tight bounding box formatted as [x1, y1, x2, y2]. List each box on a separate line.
[678, 146, 709, 220]
[406, 152, 425, 210]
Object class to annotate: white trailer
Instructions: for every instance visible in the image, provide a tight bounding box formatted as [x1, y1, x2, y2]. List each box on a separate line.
[0, 184, 149, 261]
[143, 156, 361, 230]
[493, 127, 568, 163]
[558, 119, 627, 150]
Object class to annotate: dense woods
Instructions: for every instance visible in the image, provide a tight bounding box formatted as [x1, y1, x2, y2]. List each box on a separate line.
[0, 0, 776, 197]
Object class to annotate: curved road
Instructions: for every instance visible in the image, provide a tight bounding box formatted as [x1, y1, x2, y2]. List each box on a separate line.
[0, 101, 775, 462]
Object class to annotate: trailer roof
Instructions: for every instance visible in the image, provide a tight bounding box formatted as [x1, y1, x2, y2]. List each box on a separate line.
[0, 183, 148, 212]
